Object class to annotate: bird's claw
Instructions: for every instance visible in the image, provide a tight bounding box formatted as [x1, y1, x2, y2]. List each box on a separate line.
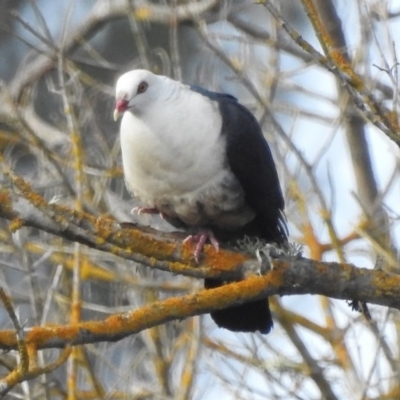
[131, 206, 160, 215]
[183, 230, 220, 262]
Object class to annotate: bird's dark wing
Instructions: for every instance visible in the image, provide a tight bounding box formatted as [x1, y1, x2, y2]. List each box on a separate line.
[191, 85, 287, 245]
[190, 86, 287, 334]
[221, 98, 287, 244]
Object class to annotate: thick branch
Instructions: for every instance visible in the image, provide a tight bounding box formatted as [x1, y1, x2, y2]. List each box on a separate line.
[0, 256, 399, 350]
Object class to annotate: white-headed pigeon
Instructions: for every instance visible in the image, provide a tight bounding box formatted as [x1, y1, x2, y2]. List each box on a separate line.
[114, 69, 287, 333]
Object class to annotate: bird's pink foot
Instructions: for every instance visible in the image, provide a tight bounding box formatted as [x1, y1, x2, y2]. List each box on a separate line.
[183, 230, 220, 262]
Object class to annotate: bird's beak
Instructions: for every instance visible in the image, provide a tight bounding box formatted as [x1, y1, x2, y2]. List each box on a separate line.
[113, 99, 129, 121]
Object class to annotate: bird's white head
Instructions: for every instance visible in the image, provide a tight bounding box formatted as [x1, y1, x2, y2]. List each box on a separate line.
[113, 69, 172, 121]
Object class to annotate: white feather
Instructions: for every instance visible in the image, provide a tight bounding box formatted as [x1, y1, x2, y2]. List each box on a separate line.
[116, 70, 254, 228]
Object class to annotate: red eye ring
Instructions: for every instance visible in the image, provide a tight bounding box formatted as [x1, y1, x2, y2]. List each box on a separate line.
[137, 81, 148, 94]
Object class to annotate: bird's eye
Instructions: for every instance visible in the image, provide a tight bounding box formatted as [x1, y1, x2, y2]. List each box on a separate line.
[137, 81, 148, 94]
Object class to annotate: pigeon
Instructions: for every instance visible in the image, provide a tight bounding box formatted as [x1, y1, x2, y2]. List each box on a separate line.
[114, 69, 287, 333]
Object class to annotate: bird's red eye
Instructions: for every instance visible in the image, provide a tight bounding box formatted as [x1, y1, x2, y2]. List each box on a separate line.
[137, 81, 148, 94]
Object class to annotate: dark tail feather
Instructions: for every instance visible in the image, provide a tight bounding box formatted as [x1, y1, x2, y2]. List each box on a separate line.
[204, 278, 273, 334]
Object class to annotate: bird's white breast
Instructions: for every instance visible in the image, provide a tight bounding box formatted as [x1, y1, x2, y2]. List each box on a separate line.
[120, 88, 254, 228]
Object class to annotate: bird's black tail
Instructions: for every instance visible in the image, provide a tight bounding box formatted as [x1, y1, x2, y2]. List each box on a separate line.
[204, 278, 273, 334]
[204, 217, 286, 334]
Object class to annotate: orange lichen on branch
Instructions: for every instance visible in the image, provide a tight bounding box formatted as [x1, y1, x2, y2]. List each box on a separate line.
[10, 174, 48, 210]
[0, 346, 71, 396]
[70, 301, 82, 325]
[26, 345, 38, 369]
[0, 288, 36, 395]
[182, 238, 249, 272]
[300, 0, 356, 79]
[0, 272, 283, 351]
[106, 270, 281, 326]
[27, 324, 82, 345]
[0, 259, 399, 351]
[299, 0, 367, 96]
[0, 330, 18, 349]
[8, 217, 25, 232]
[0, 189, 13, 216]
[300, 0, 400, 137]
[96, 217, 173, 259]
[387, 110, 399, 127]
[113, 224, 177, 260]
[371, 273, 400, 297]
